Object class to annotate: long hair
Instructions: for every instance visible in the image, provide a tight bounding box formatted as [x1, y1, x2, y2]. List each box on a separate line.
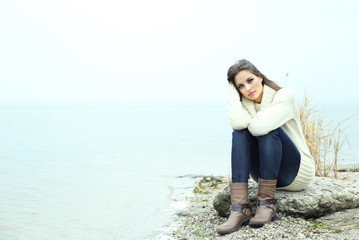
[227, 59, 281, 101]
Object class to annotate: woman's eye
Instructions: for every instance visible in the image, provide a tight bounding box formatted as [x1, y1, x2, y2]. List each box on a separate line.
[248, 78, 253, 83]
[238, 85, 244, 89]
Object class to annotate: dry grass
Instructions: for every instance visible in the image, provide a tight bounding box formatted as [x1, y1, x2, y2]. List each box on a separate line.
[300, 96, 358, 178]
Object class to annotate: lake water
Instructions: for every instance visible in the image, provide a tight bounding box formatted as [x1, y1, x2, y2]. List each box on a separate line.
[0, 101, 358, 240]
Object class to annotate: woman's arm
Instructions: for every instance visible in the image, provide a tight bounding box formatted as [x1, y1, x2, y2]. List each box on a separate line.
[248, 88, 295, 136]
[228, 83, 252, 130]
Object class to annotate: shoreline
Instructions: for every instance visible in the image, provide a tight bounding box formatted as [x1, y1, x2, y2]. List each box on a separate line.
[156, 165, 359, 239]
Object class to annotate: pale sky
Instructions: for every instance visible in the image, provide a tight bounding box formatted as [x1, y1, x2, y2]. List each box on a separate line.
[1, 0, 359, 103]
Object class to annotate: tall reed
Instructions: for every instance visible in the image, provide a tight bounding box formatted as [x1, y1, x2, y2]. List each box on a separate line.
[299, 96, 357, 178]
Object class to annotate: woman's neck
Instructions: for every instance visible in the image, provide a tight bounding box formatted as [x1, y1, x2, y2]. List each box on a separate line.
[254, 90, 264, 104]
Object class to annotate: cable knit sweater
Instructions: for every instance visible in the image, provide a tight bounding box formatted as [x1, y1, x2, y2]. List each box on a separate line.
[228, 83, 315, 191]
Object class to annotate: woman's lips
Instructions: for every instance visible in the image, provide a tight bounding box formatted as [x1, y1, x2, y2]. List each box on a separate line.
[248, 91, 255, 97]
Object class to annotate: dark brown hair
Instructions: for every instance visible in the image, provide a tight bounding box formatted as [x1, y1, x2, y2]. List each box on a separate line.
[227, 59, 281, 101]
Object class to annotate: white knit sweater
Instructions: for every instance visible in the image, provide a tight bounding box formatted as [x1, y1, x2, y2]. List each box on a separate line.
[228, 83, 315, 191]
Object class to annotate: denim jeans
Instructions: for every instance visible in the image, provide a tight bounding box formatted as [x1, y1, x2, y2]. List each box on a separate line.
[231, 128, 301, 188]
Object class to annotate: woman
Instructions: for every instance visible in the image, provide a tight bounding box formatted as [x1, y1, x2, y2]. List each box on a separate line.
[216, 59, 315, 234]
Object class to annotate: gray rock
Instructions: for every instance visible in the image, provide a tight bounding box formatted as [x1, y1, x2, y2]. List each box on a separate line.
[338, 163, 359, 172]
[213, 176, 359, 218]
[175, 210, 191, 217]
[200, 176, 223, 183]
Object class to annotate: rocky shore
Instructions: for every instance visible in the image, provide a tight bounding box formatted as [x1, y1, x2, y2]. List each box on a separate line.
[156, 165, 359, 240]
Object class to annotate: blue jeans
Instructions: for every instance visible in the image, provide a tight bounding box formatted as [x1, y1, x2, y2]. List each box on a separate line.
[231, 128, 301, 188]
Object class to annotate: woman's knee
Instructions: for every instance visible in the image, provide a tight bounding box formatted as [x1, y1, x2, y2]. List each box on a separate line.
[232, 129, 253, 147]
[232, 129, 251, 140]
[257, 128, 282, 142]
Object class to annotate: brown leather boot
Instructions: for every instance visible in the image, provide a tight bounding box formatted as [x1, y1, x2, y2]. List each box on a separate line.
[249, 178, 277, 228]
[216, 182, 252, 235]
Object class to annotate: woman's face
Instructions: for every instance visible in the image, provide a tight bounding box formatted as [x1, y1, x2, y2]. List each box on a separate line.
[234, 70, 264, 103]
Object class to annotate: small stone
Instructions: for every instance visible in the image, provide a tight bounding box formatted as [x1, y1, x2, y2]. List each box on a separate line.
[176, 211, 190, 217]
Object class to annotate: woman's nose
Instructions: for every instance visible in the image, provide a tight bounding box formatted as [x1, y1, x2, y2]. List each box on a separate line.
[245, 84, 251, 92]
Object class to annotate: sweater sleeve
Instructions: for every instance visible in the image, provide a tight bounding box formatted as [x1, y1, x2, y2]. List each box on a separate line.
[248, 88, 295, 136]
[228, 83, 252, 130]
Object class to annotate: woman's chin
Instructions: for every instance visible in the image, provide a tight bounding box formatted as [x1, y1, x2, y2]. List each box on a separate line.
[243, 96, 256, 101]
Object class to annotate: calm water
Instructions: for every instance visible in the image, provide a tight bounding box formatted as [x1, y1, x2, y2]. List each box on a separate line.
[0, 101, 358, 240]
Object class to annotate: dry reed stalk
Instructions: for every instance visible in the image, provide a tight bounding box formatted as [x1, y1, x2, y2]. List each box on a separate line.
[300, 96, 357, 178]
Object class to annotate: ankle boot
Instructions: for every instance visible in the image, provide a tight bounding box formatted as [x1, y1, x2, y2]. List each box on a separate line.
[216, 182, 252, 235]
[249, 179, 277, 228]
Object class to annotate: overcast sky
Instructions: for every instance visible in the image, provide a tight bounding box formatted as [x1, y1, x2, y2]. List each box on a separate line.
[1, 0, 359, 103]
